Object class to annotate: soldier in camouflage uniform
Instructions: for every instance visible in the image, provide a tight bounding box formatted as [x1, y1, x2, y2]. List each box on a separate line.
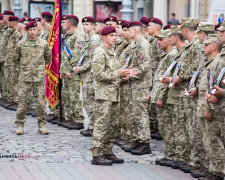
[59, 15, 85, 130]
[0, 10, 15, 107]
[5, 16, 21, 110]
[147, 17, 163, 139]
[217, 21, 225, 53]
[91, 26, 133, 165]
[14, 22, 52, 135]
[140, 17, 152, 41]
[149, 29, 178, 163]
[195, 34, 225, 180]
[74, 16, 100, 136]
[125, 21, 152, 155]
[41, 12, 53, 41]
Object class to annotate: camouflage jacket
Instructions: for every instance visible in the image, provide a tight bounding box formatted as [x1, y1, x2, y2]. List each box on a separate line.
[222, 44, 225, 53]
[115, 39, 129, 58]
[80, 31, 100, 82]
[0, 26, 14, 63]
[92, 44, 120, 102]
[41, 29, 50, 41]
[166, 37, 202, 105]
[5, 29, 21, 66]
[128, 36, 152, 102]
[14, 37, 52, 82]
[151, 47, 178, 103]
[196, 53, 225, 117]
[60, 30, 84, 81]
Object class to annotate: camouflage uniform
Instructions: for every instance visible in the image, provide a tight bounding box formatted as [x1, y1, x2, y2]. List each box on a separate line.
[0, 27, 4, 95]
[128, 36, 152, 144]
[151, 36, 178, 159]
[91, 44, 121, 156]
[60, 30, 84, 123]
[5, 29, 21, 103]
[115, 39, 129, 58]
[80, 32, 100, 129]
[14, 37, 52, 127]
[0, 26, 13, 100]
[41, 29, 50, 41]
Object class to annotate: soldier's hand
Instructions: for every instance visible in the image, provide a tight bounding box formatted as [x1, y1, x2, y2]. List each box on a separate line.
[146, 94, 151, 102]
[160, 77, 170, 84]
[66, 72, 72, 79]
[207, 95, 219, 104]
[212, 85, 223, 98]
[222, 79, 225, 85]
[119, 68, 130, 78]
[203, 111, 212, 121]
[156, 99, 164, 108]
[60, 73, 63, 79]
[173, 76, 180, 86]
[129, 68, 139, 78]
[186, 87, 198, 97]
[73, 67, 81, 73]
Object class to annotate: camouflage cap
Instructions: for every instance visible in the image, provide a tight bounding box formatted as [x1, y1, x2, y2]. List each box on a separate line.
[156, 29, 171, 38]
[181, 17, 198, 28]
[217, 21, 225, 31]
[196, 22, 214, 32]
[202, 34, 221, 45]
[168, 25, 182, 35]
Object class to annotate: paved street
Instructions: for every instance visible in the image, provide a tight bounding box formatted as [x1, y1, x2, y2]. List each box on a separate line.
[0, 106, 195, 180]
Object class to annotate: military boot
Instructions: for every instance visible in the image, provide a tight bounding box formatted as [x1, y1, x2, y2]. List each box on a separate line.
[57, 118, 66, 126]
[155, 157, 172, 166]
[67, 122, 84, 130]
[151, 130, 163, 140]
[190, 166, 210, 178]
[198, 173, 224, 180]
[91, 156, 113, 166]
[179, 163, 196, 173]
[167, 161, 185, 169]
[103, 154, 124, 164]
[51, 117, 60, 124]
[131, 143, 152, 155]
[26, 107, 34, 116]
[38, 126, 49, 135]
[46, 114, 57, 122]
[63, 120, 74, 128]
[8, 103, 17, 111]
[80, 128, 93, 137]
[16, 126, 24, 135]
[122, 142, 139, 152]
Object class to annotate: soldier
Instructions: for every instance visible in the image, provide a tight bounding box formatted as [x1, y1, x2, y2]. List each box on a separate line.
[41, 12, 53, 41]
[74, 16, 99, 136]
[14, 21, 52, 135]
[217, 20, 225, 52]
[59, 15, 85, 130]
[185, 22, 215, 178]
[94, 18, 105, 39]
[196, 34, 225, 180]
[140, 17, 151, 41]
[149, 29, 178, 165]
[22, 17, 32, 25]
[17, 19, 26, 35]
[125, 21, 152, 155]
[147, 17, 163, 140]
[33, 17, 44, 38]
[91, 25, 136, 165]
[0, 10, 15, 108]
[5, 16, 21, 111]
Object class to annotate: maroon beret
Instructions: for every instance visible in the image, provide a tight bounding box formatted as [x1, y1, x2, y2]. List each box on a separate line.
[61, 15, 67, 21]
[67, 15, 79, 23]
[100, 26, 116, 35]
[8, 16, 19, 22]
[82, 16, 95, 23]
[42, 12, 53, 17]
[96, 18, 105, 24]
[122, 21, 129, 29]
[129, 21, 143, 28]
[25, 21, 37, 30]
[23, 17, 33, 22]
[0, 13, 3, 20]
[104, 16, 118, 23]
[163, 24, 173, 30]
[3, 10, 14, 16]
[118, 20, 126, 26]
[18, 19, 23, 23]
[140, 17, 149, 26]
[149, 17, 163, 25]
[32, 17, 41, 22]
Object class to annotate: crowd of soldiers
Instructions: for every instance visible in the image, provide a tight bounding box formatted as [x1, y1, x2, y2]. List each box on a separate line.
[0, 9, 224, 180]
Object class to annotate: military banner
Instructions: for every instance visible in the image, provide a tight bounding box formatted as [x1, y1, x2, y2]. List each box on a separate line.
[45, 0, 61, 109]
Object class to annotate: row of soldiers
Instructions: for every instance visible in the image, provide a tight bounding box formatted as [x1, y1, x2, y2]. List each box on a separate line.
[0, 9, 224, 179]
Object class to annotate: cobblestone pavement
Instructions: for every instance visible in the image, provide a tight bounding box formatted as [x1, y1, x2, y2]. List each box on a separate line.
[0, 106, 196, 180]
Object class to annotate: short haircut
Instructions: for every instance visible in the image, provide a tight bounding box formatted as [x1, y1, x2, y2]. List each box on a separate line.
[172, 33, 185, 41]
[131, 26, 142, 32]
[43, 16, 52, 23]
[200, 30, 215, 36]
[67, 18, 78, 27]
[171, 13, 176, 17]
[215, 42, 223, 51]
[182, 25, 197, 31]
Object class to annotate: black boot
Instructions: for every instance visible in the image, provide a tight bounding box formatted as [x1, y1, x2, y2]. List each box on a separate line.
[155, 157, 173, 166]
[151, 130, 163, 140]
[80, 129, 93, 137]
[122, 142, 139, 152]
[51, 117, 60, 124]
[198, 173, 224, 180]
[167, 161, 185, 169]
[179, 163, 196, 173]
[63, 120, 74, 128]
[190, 166, 210, 178]
[91, 156, 113, 166]
[57, 118, 66, 126]
[131, 143, 152, 155]
[103, 154, 124, 164]
[46, 114, 57, 122]
[67, 122, 84, 130]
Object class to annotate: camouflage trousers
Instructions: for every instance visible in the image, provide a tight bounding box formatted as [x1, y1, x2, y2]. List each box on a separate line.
[117, 83, 132, 140]
[183, 98, 208, 168]
[82, 81, 95, 130]
[130, 100, 150, 144]
[8, 65, 19, 103]
[3, 64, 10, 101]
[92, 100, 119, 156]
[148, 103, 158, 131]
[0, 63, 3, 96]
[172, 103, 191, 163]
[156, 104, 176, 159]
[62, 76, 84, 123]
[16, 81, 46, 128]
[199, 114, 225, 177]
